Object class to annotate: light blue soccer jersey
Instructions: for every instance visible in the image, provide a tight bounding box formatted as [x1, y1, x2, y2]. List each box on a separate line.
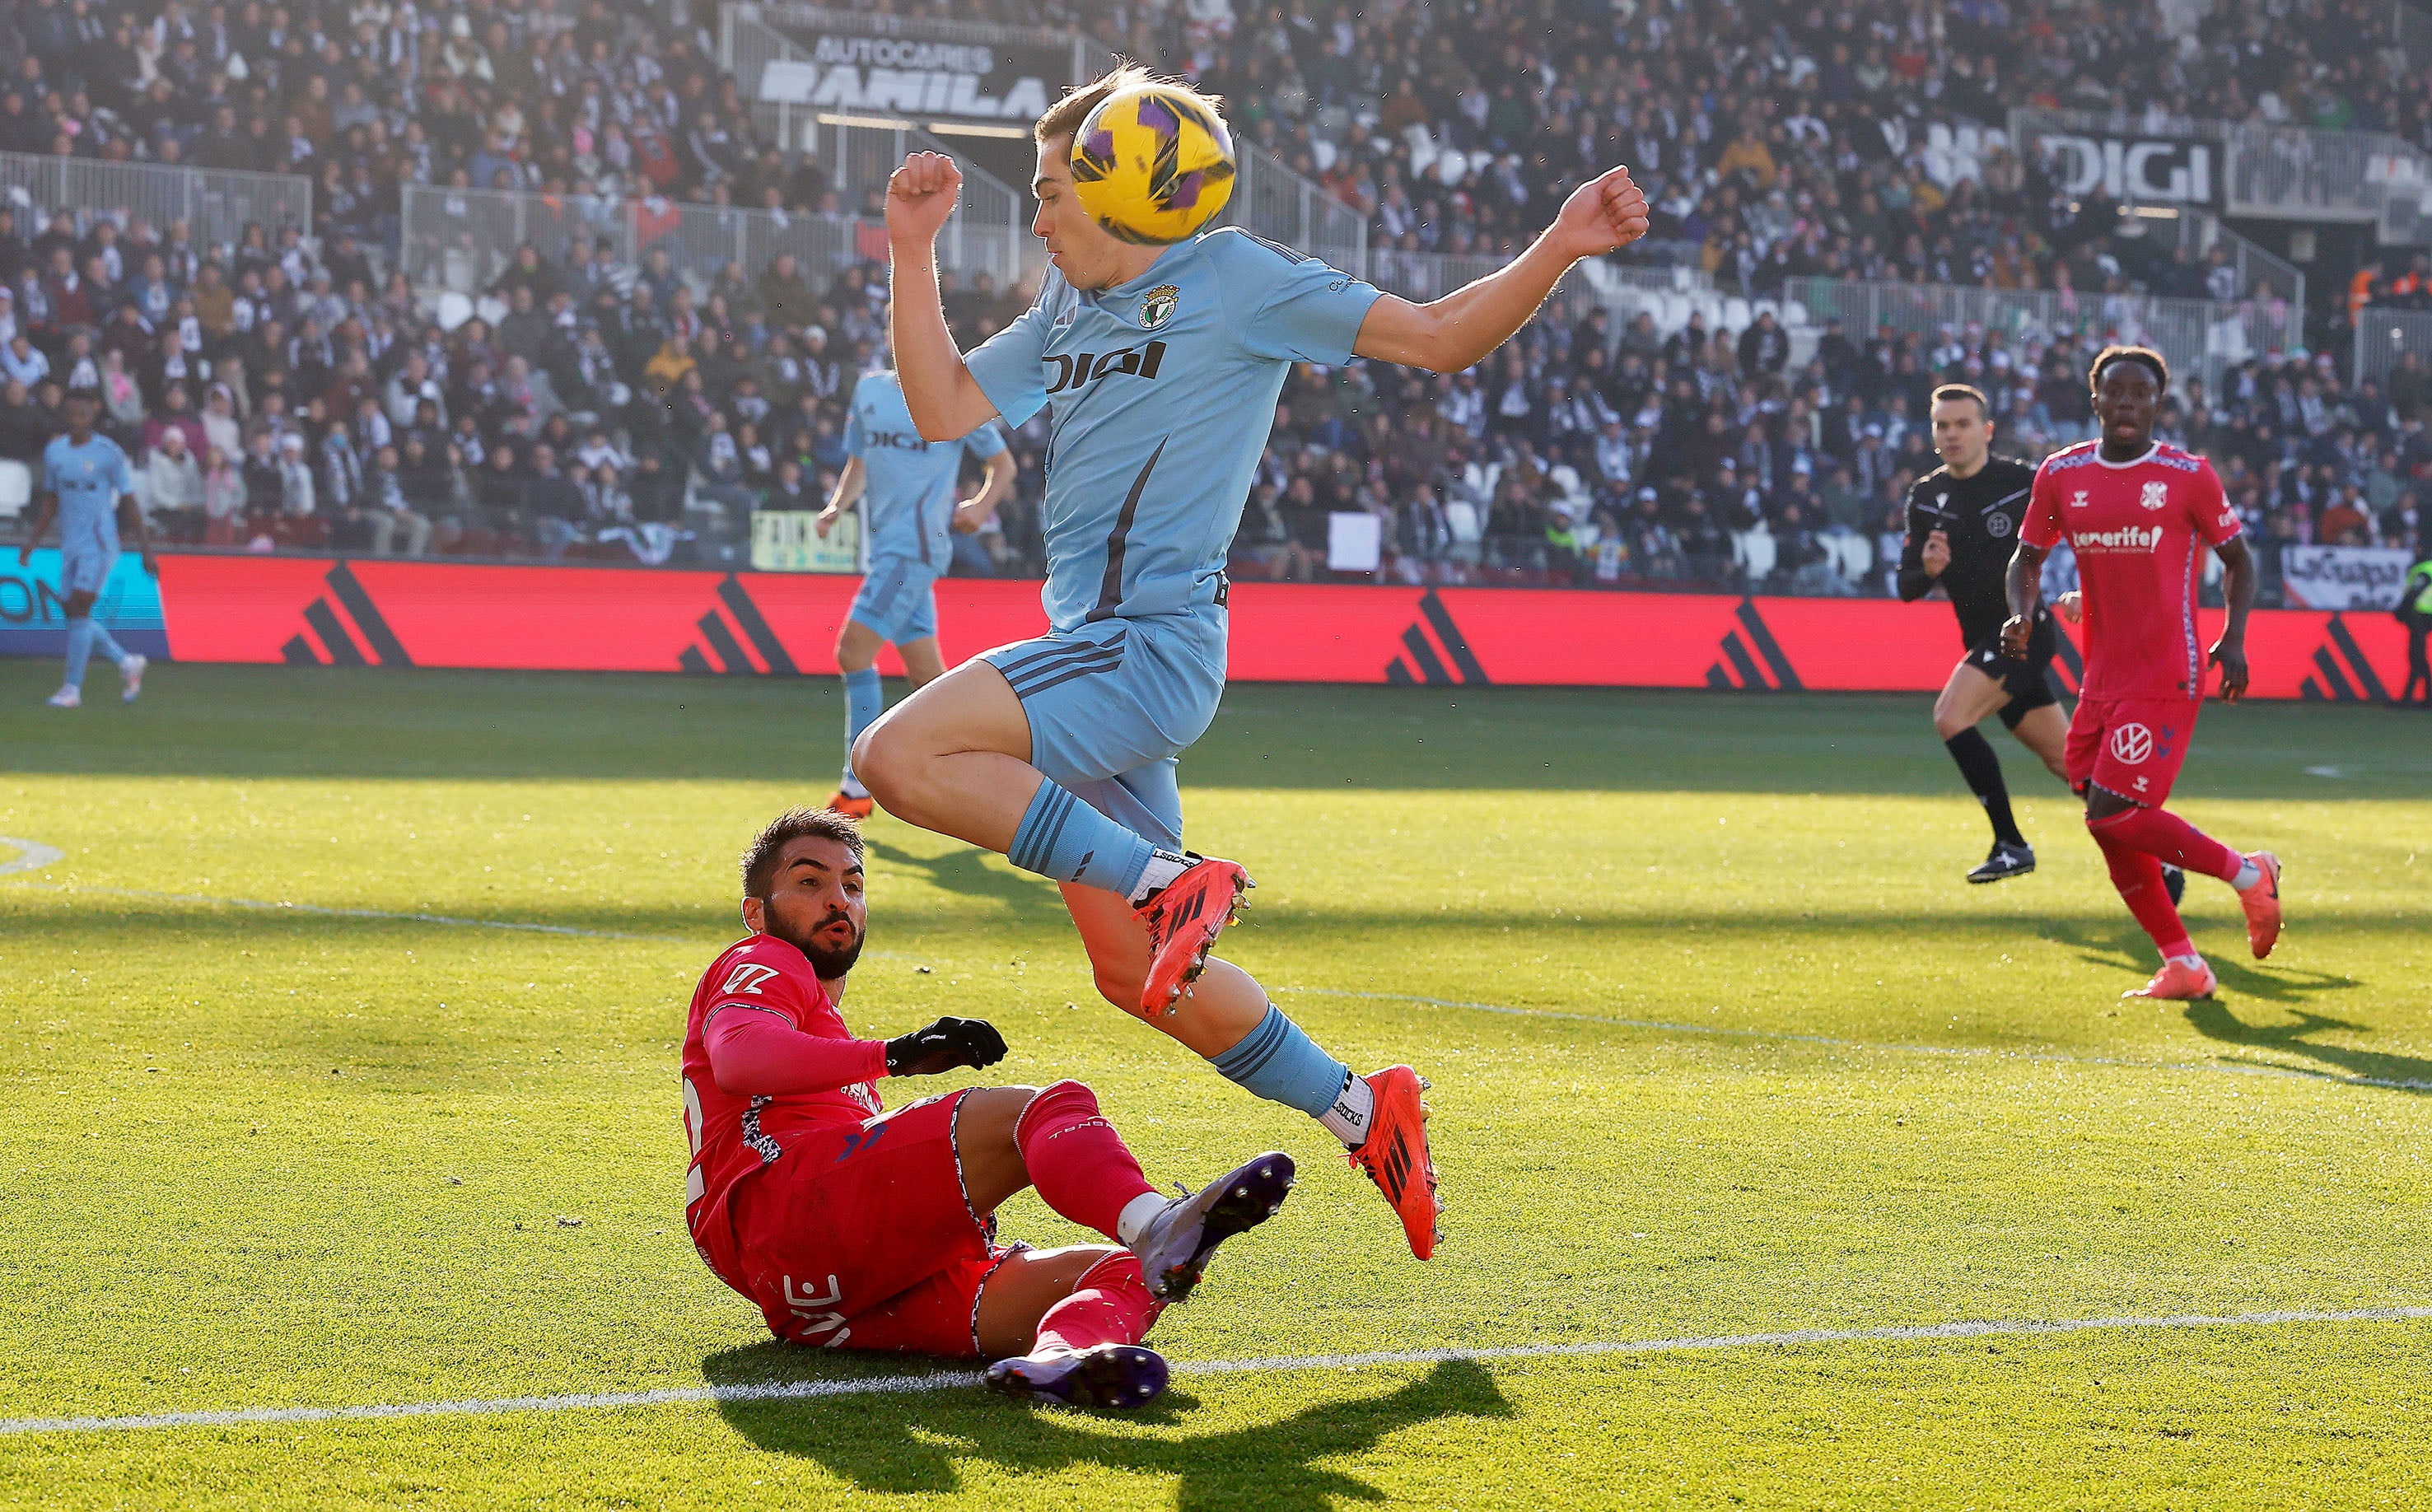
[964, 227, 1383, 629]
[44, 432, 133, 555]
[844, 371, 1008, 567]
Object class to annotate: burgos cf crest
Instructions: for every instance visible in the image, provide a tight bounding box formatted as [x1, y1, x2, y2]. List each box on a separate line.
[1139, 283, 1180, 330]
[2140, 480, 2168, 511]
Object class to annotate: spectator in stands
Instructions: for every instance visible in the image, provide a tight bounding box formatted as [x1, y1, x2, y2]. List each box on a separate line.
[145, 425, 203, 537]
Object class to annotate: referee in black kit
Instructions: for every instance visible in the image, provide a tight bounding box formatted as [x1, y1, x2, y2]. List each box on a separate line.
[1898, 385, 2070, 884]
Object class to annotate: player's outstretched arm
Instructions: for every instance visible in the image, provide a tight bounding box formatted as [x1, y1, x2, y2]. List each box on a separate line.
[2208, 535, 2257, 702]
[1353, 165, 1650, 373]
[815, 456, 865, 539]
[953, 450, 1017, 533]
[2000, 541, 2050, 659]
[703, 1004, 889, 1096]
[886, 152, 1001, 441]
[15, 493, 55, 566]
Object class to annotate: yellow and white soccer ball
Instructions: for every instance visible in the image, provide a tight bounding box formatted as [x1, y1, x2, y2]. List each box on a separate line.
[1068, 83, 1237, 245]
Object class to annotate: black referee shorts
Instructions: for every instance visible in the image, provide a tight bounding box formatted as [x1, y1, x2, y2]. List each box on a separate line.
[1962, 616, 2060, 729]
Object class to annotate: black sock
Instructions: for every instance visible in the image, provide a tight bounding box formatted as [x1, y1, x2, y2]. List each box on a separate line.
[1944, 728, 2024, 847]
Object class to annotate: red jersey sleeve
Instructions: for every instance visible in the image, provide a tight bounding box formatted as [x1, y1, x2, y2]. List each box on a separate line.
[2020, 457, 2065, 550]
[2190, 459, 2240, 546]
[703, 1006, 888, 1096]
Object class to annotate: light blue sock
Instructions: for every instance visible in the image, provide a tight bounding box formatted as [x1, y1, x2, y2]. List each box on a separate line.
[63, 618, 95, 688]
[1007, 778, 1158, 895]
[1211, 1005, 1353, 1119]
[841, 667, 883, 790]
[86, 619, 128, 667]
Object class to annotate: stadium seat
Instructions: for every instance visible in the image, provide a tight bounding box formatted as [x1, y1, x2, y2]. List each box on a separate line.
[0, 460, 27, 520]
[1733, 527, 1777, 585]
[1837, 531, 1876, 583]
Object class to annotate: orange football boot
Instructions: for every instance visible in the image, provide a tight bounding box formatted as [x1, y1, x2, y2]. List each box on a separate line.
[2125, 958, 2218, 1001]
[1135, 856, 1249, 1015]
[2237, 852, 2282, 959]
[1346, 1065, 1440, 1260]
[824, 791, 875, 820]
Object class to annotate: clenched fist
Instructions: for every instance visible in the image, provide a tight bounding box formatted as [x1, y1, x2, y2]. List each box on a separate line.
[887, 151, 962, 245]
[1554, 165, 1653, 260]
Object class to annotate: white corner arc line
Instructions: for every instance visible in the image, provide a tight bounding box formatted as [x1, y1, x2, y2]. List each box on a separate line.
[3, 1305, 2425, 1438]
[1275, 987, 2432, 1094]
[0, 836, 64, 876]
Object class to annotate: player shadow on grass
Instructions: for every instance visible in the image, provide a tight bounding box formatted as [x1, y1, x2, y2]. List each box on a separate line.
[2179, 996, 2432, 1094]
[860, 836, 1072, 923]
[2034, 918, 2360, 1009]
[699, 1346, 1513, 1501]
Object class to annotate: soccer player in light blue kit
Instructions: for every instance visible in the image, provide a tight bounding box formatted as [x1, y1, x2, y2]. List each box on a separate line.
[18, 390, 151, 708]
[815, 366, 1015, 819]
[861, 68, 1650, 1261]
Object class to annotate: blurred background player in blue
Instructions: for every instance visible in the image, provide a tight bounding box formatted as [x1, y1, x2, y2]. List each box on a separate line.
[18, 390, 150, 709]
[817, 364, 1013, 818]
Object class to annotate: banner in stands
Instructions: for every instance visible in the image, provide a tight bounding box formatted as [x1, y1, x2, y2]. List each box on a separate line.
[17, 555, 2399, 703]
[2279, 545, 2416, 609]
[2023, 128, 2224, 208]
[750, 511, 861, 573]
[756, 30, 1063, 123]
[0, 549, 171, 660]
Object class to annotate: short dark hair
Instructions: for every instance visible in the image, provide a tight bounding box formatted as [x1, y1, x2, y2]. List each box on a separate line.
[2089, 345, 2169, 395]
[1929, 383, 1988, 416]
[740, 807, 865, 898]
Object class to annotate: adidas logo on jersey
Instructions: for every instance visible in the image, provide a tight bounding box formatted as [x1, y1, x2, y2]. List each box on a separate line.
[1046, 340, 1169, 394]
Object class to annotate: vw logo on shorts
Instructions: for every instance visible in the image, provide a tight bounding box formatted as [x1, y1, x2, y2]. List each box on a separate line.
[2109, 723, 2154, 764]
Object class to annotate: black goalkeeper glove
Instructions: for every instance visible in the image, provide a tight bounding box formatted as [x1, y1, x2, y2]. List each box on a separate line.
[883, 1017, 1008, 1077]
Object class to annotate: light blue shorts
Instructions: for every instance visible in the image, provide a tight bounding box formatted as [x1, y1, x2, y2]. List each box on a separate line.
[59, 541, 119, 598]
[847, 556, 940, 645]
[978, 611, 1226, 849]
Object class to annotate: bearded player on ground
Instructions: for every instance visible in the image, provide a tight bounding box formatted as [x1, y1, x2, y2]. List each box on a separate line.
[2003, 347, 2283, 1001]
[681, 807, 1295, 1409]
[857, 65, 1645, 1262]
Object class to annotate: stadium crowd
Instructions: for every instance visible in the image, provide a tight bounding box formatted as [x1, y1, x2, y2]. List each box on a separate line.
[2, 0, 2424, 312]
[0, 0, 2425, 596]
[0, 206, 2423, 598]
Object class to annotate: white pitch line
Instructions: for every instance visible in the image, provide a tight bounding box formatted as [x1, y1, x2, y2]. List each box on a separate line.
[1278, 987, 2432, 1094]
[6, 881, 689, 943]
[10, 846, 2420, 1093]
[0, 835, 64, 876]
[4, 1304, 2425, 1439]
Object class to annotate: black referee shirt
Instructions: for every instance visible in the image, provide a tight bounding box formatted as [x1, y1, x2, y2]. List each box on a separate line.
[1898, 455, 2044, 649]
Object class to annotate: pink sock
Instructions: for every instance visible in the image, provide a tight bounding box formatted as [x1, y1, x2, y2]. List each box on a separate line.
[1032, 1251, 1165, 1355]
[1014, 1080, 1158, 1240]
[2089, 821, 2196, 960]
[2092, 805, 2243, 884]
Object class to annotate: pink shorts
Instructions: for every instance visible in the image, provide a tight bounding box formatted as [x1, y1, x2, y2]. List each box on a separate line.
[725, 1090, 1016, 1357]
[2066, 695, 2201, 806]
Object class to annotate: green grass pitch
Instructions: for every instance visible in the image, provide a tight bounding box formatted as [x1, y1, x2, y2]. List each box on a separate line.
[2, 657, 2427, 1510]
